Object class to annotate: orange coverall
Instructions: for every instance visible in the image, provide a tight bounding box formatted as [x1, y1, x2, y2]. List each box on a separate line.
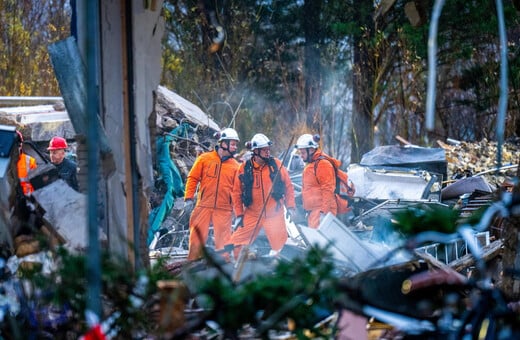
[301, 150, 338, 228]
[184, 150, 240, 260]
[17, 153, 37, 195]
[230, 157, 295, 257]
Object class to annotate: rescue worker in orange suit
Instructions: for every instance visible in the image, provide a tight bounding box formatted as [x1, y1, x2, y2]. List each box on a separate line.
[295, 133, 337, 229]
[184, 128, 241, 261]
[16, 131, 37, 196]
[13, 130, 40, 238]
[230, 133, 296, 258]
[47, 136, 79, 191]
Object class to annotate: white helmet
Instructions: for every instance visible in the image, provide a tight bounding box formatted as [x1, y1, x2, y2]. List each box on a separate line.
[249, 133, 272, 150]
[218, 128, 240, 142]
[295, 134, 319, 149]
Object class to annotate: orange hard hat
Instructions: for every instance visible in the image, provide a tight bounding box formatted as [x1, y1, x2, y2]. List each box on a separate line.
[47, 136, 68, 150]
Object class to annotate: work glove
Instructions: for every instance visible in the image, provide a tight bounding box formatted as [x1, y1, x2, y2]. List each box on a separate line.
[233, 215, 244, 231]
[286, 208, 296, 222]
[183, 199, 194, 213]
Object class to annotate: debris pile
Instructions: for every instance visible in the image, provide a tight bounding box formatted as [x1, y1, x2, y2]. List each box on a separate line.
[437, 138, 519, 186]
[148, 87, 221, 247]
[153, 86, 220, 182]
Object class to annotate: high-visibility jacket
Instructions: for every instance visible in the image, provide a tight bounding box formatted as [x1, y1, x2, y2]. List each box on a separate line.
[230, 157, 295, 254]
[17, 153, 37, 195]
[301, 150, 338, 215]
[184, 149, 240, 211]
[232, 157, 296, 218]
[184, 149, 240, 260]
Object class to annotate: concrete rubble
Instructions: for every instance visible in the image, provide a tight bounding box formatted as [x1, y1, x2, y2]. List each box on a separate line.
[0, 87, 220, 271]
[171, 138, 517, 339]
[153, 85, 221, 181]
[156, 139, 518, 286]
[1, 93, 518, 339]
[31, 179, 107, 251]
[1, 91, 518, 310]
[154, 135, 519, 271]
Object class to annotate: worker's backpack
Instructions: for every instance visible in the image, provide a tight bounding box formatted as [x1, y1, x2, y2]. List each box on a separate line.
[314, 155, 355, 214]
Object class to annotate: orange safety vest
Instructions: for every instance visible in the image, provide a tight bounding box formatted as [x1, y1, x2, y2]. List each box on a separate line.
[17, 153, 37, 195]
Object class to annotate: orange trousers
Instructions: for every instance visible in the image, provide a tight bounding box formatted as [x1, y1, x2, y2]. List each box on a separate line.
[307, 209, 337, 229]
[307, 210, 322, 229]
[230, 211, 288, 258]
[188, 206, 233, 260]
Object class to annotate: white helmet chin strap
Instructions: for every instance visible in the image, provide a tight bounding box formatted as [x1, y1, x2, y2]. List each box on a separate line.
[253, 149, 270, 163]
[303, 148, 315, 162]
[219, 141, 237, 157]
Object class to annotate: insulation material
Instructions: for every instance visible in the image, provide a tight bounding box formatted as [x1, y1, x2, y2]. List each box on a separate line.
[347, 164, 437, 200]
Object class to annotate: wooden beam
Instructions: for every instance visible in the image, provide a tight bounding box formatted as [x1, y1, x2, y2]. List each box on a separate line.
[395, 135, 411, 145]
[449, 239, 503, 272]
[120, 0, 136, 269]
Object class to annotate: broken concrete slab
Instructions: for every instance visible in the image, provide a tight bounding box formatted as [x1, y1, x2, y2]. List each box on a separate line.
[156, 85, 220, 132]
[32, 179, 106, 252]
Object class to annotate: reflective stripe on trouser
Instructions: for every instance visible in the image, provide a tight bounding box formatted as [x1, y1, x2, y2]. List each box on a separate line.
[188, 206, 232, 260]
[230, 211, 288, 258]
